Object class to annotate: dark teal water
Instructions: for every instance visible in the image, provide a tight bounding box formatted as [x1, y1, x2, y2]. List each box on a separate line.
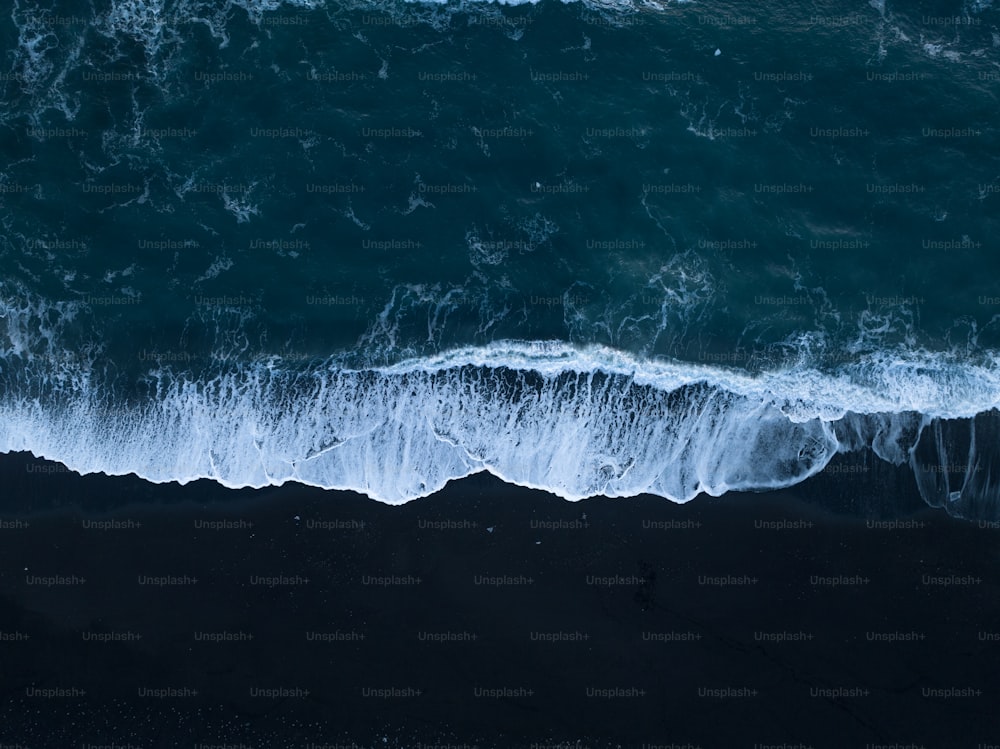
[2, 0, 999, 514]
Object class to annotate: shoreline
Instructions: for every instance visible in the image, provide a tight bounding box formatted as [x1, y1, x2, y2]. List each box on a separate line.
[0, 448, 933, 519]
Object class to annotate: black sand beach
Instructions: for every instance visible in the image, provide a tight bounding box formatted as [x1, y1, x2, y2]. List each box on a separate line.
[4, 0, 1000, 746]
[0, 450, 997, 748]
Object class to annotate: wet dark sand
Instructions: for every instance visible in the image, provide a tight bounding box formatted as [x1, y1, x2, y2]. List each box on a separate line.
[0, 450, 997, 748]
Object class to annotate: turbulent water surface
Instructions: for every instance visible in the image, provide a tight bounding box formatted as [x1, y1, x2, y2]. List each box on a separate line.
[1, 0, 999, 517]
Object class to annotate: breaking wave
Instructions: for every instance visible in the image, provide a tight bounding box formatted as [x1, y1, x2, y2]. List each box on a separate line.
[2, 308, 1000, 518]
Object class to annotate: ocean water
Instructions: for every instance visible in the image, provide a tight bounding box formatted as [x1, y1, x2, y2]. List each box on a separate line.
[1, 0, 999, 516]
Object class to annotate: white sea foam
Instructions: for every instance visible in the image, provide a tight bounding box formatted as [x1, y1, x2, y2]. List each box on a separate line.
[3, 288, 1000, 509]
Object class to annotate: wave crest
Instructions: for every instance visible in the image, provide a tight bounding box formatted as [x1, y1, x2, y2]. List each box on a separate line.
[2, 339, 1000, 516]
